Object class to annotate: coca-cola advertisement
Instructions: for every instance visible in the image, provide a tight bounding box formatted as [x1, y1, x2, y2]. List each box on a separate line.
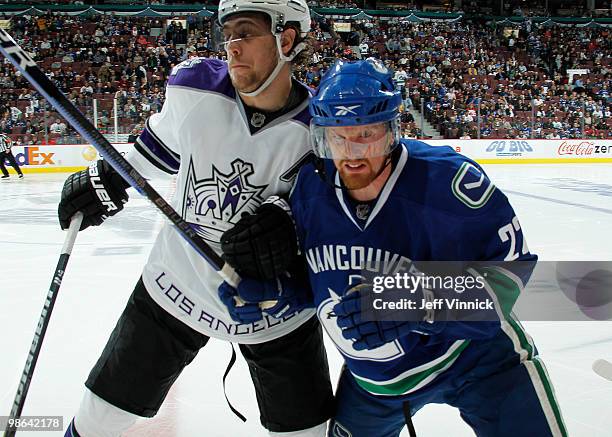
[557, 141, 595, 156]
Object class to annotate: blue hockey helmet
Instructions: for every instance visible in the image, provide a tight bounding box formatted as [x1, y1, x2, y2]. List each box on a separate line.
[310, 58, 401, 126]
[309, 58, 402, 159]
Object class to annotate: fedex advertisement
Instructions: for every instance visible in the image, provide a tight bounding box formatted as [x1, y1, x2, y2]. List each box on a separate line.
[5, 144, 134, 172]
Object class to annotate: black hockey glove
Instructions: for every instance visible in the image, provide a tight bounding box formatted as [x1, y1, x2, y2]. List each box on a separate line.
[221, 195, 299, 281]
[58, 160, 130, 231]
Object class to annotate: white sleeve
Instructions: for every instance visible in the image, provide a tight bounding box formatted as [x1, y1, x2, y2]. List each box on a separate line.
[125, 86, 181, 178]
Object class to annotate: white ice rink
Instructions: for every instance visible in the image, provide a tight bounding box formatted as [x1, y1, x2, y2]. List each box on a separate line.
[1, 164, 612, 437]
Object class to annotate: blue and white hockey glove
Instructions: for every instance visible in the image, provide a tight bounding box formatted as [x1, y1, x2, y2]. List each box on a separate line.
[334, 282, 444, 350]
[219, 273, 314, 324]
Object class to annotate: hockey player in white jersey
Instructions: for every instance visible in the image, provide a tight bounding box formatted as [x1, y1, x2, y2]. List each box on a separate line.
[57, 1, 333, 435]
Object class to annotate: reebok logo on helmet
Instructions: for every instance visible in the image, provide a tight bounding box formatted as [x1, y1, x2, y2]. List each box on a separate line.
[334, 105, 361, 116]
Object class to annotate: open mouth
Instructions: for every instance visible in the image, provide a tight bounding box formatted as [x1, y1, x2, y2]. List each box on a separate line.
[343, 161, 367, 172]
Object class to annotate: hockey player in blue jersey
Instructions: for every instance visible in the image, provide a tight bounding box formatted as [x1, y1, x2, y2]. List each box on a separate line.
[220, 58, 568, 437]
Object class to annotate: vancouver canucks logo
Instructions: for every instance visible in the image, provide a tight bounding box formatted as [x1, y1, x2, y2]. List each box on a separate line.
[317, 286, 404, 363]
[182, 158, 267, 245]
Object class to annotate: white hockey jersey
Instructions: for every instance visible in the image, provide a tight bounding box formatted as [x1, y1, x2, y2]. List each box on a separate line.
[126, 58, 315, 343]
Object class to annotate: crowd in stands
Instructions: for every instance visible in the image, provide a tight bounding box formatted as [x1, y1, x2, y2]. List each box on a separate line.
[0, 13, 214, 144]
[0, 8, 610, 145]
[307, 1, 362, 9]
[379, 19, 612, 139]
[296, 16, 610, 139]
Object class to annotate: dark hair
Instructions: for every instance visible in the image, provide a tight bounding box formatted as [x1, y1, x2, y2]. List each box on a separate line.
[284, 22, 313, 70]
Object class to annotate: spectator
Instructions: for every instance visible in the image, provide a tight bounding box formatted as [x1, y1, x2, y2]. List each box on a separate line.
[50, 119, 67, 135]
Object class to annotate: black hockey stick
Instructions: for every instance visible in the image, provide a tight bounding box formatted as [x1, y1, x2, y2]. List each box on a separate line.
[3, 212, 83, 437]
[0, 28, 240, 288]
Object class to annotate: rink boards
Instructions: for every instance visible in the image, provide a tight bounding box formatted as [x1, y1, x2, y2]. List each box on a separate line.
[2, 139, 612, 174]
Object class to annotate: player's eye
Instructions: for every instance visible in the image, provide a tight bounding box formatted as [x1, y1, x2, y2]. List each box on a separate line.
[224, 25, 258, 41]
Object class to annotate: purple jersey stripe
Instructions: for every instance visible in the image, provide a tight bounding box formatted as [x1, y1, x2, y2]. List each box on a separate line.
[137, 127, 180, 172]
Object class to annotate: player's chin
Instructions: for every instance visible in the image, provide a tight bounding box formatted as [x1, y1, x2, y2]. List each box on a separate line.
[340, 169, 375, 190]
[230, 73, 256, 92]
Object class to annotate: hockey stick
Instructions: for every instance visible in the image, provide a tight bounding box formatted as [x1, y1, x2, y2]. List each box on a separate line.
[3, 212, 83, 437]
[593, 359, 612, 382]
[0, 28, 240, 288]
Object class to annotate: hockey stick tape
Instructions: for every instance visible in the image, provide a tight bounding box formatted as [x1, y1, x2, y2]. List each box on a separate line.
[220, 263, 277, 310]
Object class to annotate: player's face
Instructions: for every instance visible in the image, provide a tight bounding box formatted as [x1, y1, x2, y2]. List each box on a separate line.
[328, 123, 391, 190]
[222, 14, 278, 93]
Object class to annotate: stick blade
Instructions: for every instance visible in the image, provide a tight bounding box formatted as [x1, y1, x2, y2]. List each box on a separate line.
[593, 359, 612, 381]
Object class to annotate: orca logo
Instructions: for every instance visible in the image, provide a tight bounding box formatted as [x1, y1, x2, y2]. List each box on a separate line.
[451, 162, 496, 209]
[334, 105, 360, 116]
[316, 288, 404, 362]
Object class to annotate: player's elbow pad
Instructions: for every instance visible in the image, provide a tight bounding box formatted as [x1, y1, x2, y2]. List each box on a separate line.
[58, 160, 130, 231]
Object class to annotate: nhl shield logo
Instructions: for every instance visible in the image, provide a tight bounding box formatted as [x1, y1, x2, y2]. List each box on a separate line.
[250, 112, 266, 128]
[182, 158, 268, 246]
[355, 204, 370, 220]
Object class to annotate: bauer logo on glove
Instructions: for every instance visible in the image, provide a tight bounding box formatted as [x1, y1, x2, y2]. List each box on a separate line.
[58, 160, 130, 231]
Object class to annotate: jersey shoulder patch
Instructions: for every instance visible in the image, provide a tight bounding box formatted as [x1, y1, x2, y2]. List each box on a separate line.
[168, 58, 235, 98]
[451, 161, 496, 209]
[402, 140, 497, 212]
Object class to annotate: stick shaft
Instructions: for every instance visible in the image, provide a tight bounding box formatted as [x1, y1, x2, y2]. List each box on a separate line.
[4, 213, 83, 437]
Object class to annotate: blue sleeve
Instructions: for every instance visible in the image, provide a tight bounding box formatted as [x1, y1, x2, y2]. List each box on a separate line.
[422, 163, 537, 343]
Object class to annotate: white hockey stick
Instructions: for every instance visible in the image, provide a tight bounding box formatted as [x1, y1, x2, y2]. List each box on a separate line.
[593, 359, 612, 382]
[4, 213, 83, 437]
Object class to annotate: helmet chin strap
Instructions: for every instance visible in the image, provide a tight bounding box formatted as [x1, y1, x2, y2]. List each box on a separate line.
[239, 34, 306, 98]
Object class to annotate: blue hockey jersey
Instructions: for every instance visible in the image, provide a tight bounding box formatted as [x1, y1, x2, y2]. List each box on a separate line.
[290, 139, 538, 396]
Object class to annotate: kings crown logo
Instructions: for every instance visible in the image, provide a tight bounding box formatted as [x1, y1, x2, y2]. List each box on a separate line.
[182, 158, 267, 246]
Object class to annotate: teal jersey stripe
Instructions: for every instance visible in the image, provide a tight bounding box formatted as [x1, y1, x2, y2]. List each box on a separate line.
[479, 266, 523, 318]
[353, 340, 471, 396]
